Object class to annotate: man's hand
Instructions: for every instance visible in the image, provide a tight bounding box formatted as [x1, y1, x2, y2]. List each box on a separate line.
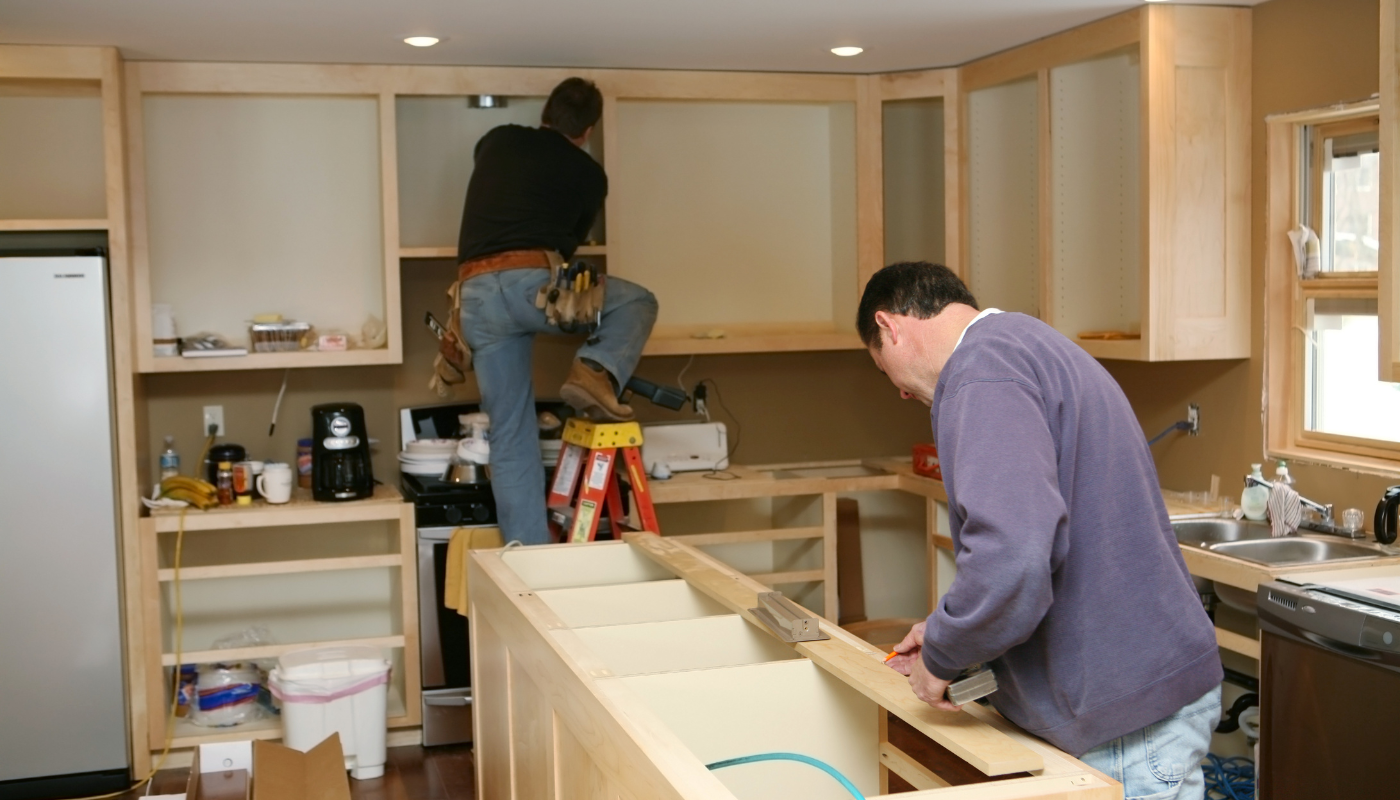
[908, 656, 962, 712]
[886, 621, 926, 676]
[884, 620, 962, 712]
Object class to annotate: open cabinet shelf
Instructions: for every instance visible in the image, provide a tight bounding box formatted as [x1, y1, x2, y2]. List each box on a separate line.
[167, 683, 409, 749]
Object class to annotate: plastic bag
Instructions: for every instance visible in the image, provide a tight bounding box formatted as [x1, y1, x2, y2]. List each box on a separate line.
[189, 662, 266, 727]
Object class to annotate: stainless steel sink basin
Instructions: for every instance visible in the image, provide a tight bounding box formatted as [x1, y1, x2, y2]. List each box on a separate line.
[770, 465, 887, 480]
[1208, 537, 1390, 565]
[1172, 519, 1273, 547]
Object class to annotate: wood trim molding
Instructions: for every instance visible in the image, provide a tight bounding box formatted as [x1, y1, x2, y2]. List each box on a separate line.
[960, 7, 1141, 91]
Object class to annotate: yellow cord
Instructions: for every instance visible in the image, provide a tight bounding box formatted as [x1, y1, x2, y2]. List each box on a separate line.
[71, 509, 185, 799]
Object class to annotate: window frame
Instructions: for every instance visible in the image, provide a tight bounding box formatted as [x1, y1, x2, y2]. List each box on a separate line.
[1264, 100, 1400, 474]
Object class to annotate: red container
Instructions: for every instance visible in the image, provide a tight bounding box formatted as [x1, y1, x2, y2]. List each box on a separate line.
[912, 443, 942, 480]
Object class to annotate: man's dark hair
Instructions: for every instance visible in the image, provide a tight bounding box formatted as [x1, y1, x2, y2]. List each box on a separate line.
[857, 262, 979, 350]
[542, 78, 603, 139]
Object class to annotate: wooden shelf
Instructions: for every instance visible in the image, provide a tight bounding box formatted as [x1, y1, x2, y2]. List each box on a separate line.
[1074, 336, 1146, 361]
[162, 634, 405, 667]
[399, 244, 606, 259]
[158, 554, 402, 582]
[1214, 626, 1260, 660]
[0, 218, 108, 231]
[140, 348, 399, 373]
[642, 327, 864, 356]
[168, 685, 409, 749]
[146, 484, 406, 532]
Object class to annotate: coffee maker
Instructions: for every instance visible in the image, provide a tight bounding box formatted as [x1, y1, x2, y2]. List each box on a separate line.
[311, 402, 374, 501]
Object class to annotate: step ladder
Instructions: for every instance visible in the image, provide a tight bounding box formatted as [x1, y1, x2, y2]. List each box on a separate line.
[546, 418, 660, 542]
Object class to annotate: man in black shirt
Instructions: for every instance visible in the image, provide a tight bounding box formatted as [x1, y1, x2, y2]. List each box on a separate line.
[455, 78, 658, 545]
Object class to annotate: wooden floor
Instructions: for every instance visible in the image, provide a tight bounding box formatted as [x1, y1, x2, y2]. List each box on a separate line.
[124, 745, 478, 800]
[124, 714, 1019, 799]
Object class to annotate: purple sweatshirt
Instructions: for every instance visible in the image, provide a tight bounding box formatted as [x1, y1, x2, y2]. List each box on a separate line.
[922, 312, 1220, 756]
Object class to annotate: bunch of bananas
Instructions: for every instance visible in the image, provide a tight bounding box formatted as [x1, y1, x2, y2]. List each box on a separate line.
[159, 476, 219, 510]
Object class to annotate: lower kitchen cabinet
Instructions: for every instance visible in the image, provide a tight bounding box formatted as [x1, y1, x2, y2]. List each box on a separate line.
[132, 485, 419, 756]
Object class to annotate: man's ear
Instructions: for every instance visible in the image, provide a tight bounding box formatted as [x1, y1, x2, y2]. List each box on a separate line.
[874, 310, 899, 346]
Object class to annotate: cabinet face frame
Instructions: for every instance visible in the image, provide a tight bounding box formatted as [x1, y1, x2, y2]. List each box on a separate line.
[1382, 0, 1400, 382]
[124, 61, 406, 373]
[955, 6, 1251, 362]
[0, 43, 149, 775]
[875, 69, 962, 285]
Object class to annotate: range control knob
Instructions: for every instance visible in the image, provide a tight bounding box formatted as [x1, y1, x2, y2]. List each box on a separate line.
[445, 506, 463, 525]
[471, 503, 490, 523]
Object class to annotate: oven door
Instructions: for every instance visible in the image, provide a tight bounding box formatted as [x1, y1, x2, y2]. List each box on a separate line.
[1258, 626, 1400, 799]
[418, 525, 479, 746]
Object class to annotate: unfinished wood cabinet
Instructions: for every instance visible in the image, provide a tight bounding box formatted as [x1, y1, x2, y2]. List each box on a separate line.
[958, 5, 1251, 361]
[124, 63, 405, 372]
[1382, 0, 1400, 380]
[470, 535, 1118, 800]
[877, 69, 960, 279]
[134, 487, 420, 756]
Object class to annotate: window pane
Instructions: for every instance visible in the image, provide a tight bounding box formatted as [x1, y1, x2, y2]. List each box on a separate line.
[1322, 137, 1380, 272]
[1305, 297, 1400, 441]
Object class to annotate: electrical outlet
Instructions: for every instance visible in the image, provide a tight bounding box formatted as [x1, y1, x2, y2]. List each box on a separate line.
[203, 405, 225, 436]
[1187, 403, 1200, 436]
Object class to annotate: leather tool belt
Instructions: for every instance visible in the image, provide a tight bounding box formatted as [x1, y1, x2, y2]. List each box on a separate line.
[457, 248, 556, 282]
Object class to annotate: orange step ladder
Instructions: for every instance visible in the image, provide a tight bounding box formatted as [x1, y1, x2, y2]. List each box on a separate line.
[546, 418, 660, 542]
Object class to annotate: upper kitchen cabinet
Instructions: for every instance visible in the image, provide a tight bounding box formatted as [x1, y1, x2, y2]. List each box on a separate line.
[125, 63, 403, 373]
[395, 94, 606, 259]
[0, 47, 125, 232]
[877, 69, 959, 277]
[602, 73, 867, 356]
[1381, 0, 1400, 381]
[958, 5, 1251, 361]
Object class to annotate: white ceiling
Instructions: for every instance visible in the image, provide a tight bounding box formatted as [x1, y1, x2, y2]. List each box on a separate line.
[2, 0, 1262, 74]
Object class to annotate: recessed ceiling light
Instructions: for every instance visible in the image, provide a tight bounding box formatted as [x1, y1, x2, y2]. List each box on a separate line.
[831, 46, 864, 57]
[404, 36, 440, 47]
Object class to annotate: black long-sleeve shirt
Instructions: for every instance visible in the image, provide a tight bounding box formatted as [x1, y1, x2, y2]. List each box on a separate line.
[456, 125, 607, 263]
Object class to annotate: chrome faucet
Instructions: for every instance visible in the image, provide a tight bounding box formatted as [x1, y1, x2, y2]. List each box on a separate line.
[1243, 474, 1362, 539]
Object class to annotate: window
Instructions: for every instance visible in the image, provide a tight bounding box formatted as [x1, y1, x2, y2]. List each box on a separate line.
[1308, 120, 1381, 273]
[1265, 102, 1400, 470]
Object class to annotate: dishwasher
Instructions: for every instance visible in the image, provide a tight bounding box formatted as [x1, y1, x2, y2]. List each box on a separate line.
[1256, 567, 1400, 800]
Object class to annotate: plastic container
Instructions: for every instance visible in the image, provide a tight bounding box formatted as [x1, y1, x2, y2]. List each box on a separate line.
[297, 439, 314, 489]
[1241, 463, 1269, 521]
[1275, 460, 1295, 487]
[159, 435, 180, 480]
[270, 645, 392, 780]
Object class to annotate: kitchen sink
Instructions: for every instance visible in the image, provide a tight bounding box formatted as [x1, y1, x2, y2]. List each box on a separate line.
[1208, 537, 1390, 565]
[1172, 519, 1273, 547]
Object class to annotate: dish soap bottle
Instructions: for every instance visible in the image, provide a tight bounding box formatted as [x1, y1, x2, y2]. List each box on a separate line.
[1275, 460, 1295, 487]
[1242, 464, 1269, 521]
[159, 435, 180, 480]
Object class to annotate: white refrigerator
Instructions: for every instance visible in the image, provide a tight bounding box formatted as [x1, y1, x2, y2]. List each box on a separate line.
[0, 253, 130, 798]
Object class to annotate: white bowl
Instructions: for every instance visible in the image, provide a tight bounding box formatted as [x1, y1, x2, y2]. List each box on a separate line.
[405, 438, 459, 455]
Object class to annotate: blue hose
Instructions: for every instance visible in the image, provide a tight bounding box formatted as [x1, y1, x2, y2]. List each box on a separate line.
[1202, 754, 1254, 800]
[705, 752, 865, 799]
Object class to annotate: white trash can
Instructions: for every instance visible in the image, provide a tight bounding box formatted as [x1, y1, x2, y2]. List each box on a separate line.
[269, 645, 392, 780]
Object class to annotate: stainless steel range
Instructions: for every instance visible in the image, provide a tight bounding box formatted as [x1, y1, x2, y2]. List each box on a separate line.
[401, 403, 497, 747]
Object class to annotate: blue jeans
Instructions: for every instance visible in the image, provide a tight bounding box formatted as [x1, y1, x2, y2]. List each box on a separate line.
[459, 268, 658, 545]
[1079, 687, 1221, 800]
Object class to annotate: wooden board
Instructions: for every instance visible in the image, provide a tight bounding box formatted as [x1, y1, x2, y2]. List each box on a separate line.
[622, 534, 1044, 777]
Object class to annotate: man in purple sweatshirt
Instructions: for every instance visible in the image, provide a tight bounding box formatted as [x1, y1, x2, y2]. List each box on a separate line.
[860, 262, 1222, 800]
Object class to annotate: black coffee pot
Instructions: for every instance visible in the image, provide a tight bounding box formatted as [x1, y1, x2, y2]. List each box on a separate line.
[1372, 486, 1400, 545]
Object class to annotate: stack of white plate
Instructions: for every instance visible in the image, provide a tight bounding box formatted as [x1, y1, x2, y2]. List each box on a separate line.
[398, 438, 458, 476]
[540, 438, 564, 466]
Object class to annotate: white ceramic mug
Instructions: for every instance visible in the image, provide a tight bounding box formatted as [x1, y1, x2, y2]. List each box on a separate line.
[258, 462, 294, 504]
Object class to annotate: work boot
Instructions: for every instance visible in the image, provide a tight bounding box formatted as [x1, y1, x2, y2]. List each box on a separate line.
[560, 359, 635, 422]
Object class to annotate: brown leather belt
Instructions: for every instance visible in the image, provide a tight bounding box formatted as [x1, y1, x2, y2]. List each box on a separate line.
[458, 249, 554, 282]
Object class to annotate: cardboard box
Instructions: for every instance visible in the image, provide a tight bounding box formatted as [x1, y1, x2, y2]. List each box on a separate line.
[185, 734, 350, 800]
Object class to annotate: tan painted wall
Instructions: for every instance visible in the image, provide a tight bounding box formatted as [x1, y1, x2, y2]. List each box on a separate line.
[144, 256, 932, 482]
[1104, 0, 1392, 516]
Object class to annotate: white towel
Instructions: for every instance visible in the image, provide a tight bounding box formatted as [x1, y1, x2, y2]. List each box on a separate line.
[1267, 483, 1303, 538]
